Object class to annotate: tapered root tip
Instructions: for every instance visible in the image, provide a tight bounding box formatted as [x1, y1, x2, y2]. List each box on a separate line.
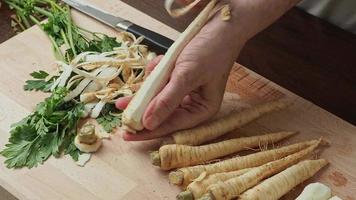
[150, 151, 161, 166]
[169, 171, 184, 185]
[177, 191, 194, 200]
[198, 193, 215, 200]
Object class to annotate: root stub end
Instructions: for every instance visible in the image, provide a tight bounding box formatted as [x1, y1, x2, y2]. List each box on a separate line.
[177, 191, 194, 200]
[150, 151, 161, 167]
[198, 193, 215, 200]
[169, 171, 184, 185]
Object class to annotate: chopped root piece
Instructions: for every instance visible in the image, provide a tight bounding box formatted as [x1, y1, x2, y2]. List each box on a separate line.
[76, 153, 91, 167]
[296, 182, 331, 200]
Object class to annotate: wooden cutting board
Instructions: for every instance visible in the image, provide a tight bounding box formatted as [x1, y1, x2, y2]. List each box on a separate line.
[0, 1, 355, 199]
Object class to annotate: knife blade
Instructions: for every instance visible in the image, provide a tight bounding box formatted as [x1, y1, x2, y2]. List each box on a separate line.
[63, 0, 174, 54]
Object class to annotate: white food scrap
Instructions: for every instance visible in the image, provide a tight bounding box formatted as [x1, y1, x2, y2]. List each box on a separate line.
[76, 153, 92, 167]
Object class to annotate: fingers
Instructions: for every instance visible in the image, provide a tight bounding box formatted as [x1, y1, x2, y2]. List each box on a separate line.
[115, 96, 132, 110]
[123, 103, 211, 141]
[142, 70, 199, 130]
[145, 55, 163, 77]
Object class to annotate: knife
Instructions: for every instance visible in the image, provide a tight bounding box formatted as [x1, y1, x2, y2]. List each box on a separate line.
[63, 0, 174, 54]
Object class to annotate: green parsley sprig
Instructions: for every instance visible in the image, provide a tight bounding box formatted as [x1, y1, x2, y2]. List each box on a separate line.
[1, 88, 84, 168]
[2, 0, 123, 168]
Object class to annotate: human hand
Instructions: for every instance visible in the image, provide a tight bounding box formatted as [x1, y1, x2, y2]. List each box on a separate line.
[117, 0, 301, 141]
[116, 9, 246, 141]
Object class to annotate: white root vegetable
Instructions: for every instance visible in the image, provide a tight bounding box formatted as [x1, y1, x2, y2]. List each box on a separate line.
[51, 62, 72, 91]
[201, 140, 321, 200]
[90, 100, 107, 118]
[238, 159, 329, 200]
[296, 183, 332, 200]
[64, 66, 106, 101]
[122, 0, 218, 132]
[75, 136, 102, 153]
[178, 169, 251, 200]
[82, 102, 98, 118]
[76, 153, 91, 167]
[169, 139, 319, 187]
[162, 100, 289, 146]
[74, 124, 102, 153]
[151, 131, 296, 170]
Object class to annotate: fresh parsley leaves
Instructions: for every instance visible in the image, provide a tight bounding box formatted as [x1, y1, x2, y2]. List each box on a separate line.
[96, 104, 121, 133]
[24, 70, 54, 92]
[0, 88, 84, 168]
[3, 0, 123, 169]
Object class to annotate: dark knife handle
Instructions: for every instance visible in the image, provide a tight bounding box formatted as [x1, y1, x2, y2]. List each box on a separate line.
[126, 24, 174, 55]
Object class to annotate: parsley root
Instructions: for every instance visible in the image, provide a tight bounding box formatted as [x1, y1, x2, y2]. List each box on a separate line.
[200, 140, 321, 200]
[162, 100, 289, 146]
[169, 139, 318, 187]
[152, 131, 296, 170]
[74, 124, 102, 153]
[177, 169, 251, 200]
[238, 159, 329, 200]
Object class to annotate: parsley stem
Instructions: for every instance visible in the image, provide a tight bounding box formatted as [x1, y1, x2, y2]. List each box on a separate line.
[66, 6, 77, 57]
[34, 6, 53, 18]
[21, 14, 32, 29]
[60, 29, 71, 53]
[12, 15, 27, 31]
[49, 35, 65, 62]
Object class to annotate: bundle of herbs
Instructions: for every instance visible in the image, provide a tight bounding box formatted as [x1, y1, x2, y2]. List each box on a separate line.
[1, 0, 152, 168]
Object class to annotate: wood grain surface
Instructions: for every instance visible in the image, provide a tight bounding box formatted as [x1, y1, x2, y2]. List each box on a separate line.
[0, 1, 355, 200]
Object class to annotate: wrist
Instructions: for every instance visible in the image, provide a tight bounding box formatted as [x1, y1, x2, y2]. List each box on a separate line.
[201, 4, 248, 57]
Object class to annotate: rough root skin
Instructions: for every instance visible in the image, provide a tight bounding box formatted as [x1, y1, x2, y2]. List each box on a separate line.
[177, 191, 194, 200]
[166, 99, 289, 146]
[205, 140, 322, 200]
[169, 139, 318, 187]
[158, 131, 296, 170]
[150, 151, 161, 166]
[187, 169, 251, 199]
[238, 159, 329, 200]
[169, 171, 184, 185]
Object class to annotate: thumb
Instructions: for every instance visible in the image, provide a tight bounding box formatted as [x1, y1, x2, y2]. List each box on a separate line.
[142, 72, 195, 130]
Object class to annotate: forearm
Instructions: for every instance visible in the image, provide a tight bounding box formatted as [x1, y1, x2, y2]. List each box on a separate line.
[197, 0, 302, 61]
[229, 0, 303, 40]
